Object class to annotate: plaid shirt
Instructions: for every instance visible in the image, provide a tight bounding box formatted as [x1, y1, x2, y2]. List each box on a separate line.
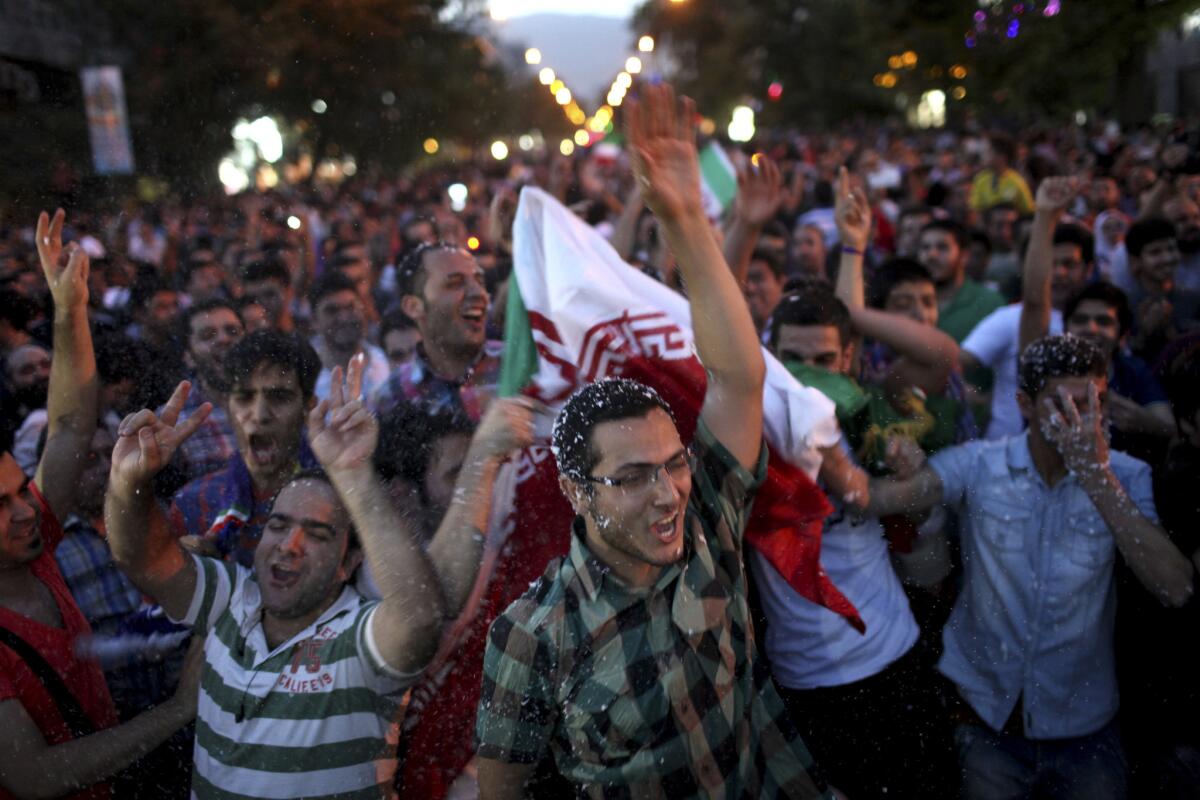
[54, 518, 172, 712]
[476, 421, 832, 799]
[370, 340, 503, 422]
[173, 380, 237, 484]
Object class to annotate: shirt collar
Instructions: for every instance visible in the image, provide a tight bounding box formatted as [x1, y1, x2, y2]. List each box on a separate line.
[411, 341, 492, 385]
[1006, 431, 1035, 472]
[239, 579, 362, 652]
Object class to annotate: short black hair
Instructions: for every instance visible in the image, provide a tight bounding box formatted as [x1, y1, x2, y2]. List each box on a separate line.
[240, 257, 290, 286]
[94, 333, 142, 386]
[274, 468, 360, 551]
[375, 404, 475, 503]
[989, 132, 1017, 163]
[0, 286, 36, 329]
[398, 241, 464, 300]
[181, 298, 240, 340]
[1017, 334, 1107, 397]
[309, 271, 359, 310]
[225, 330, 320, 400]
[750, 247, 786, 280]
[1064, 282, 1132, 337]
[1126, 217, 1177, 258]
[919, 218, 969, 251]
[768, 283, 852, 350]
[552, 378, 676, 484]
[129, 268, 177, 311]
[380, 310, 418, 340]
[1053, 223, 1095, 266]
[868, 258, 934, 309]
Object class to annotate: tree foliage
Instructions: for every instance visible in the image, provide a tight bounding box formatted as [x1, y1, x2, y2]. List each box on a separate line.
[634, 0, 1200, 128]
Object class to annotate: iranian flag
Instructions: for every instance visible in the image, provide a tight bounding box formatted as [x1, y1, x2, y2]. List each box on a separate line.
[498, 185, 863, 629]
[698, 141, 738, 219]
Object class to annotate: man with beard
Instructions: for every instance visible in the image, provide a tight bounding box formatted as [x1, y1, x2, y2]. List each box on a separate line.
[371, 242, 499, 422]
[1162, 193, 1200, 292]
[918, 219, 1005, 343]
[170, 299, 245, 485]
[169, 330, 320, 567]
[474, 85, 834, 800]
[964, 178, 1093, 438]
[309, 272, 389, 401]
[105, 357, 447, 799]
[4, 343, 51, 474]
[1, 210, 200, 800]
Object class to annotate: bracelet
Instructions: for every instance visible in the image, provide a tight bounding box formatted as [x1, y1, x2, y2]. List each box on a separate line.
[841, 245, 864, 255]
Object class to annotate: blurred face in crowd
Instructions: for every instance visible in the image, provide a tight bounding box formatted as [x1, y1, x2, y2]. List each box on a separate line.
[75, 428, 115, 518]
[403, 249, 489, 362]
[1099, 214, 1128, 247]
[186, 307, 244, 391]
[243, 278, 290, 329]
[896, 212, 932, 258]
[239, 301, 271, 333]
[561, 407, 692, 586]
[335, 257, 374, 312]
[142, 290, 181, 333]
[383, 327, 421, 368]
[1089, 178, 1120, 213]
[884, 280, 939, 327]
[774, 324, 852, 375]
[403, 219, 438, 248]
[1050, 244, 1090, 310]
[228, 363, 310, 487]
[314, 289, 366, 354]
[254, 478, 360, 621]
[986, 207, 1018, 252]
[1131, 237, 1181, 295]
[793, 226, 826, 277]
[918, 229, 966, 288]
[1066, 299, 1122, 360]
[743, 259, 785, 329]
[0, 452, 42, 568]
[1163, 195, 1200, 255]
[186, 262, 226, 303]
[6, 344, 51, 408]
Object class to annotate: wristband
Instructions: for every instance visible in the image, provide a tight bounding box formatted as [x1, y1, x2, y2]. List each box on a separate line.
[841, 245, 864, 255]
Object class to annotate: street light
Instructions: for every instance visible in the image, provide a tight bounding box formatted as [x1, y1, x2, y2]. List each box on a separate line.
[491, 141, 509, 160]
[626, 56, 642, 74]
[555, 87, 572, 105]
[638, 35, 655, 52]
[539, 67, 555, 85]
[525, 48, 542, 65]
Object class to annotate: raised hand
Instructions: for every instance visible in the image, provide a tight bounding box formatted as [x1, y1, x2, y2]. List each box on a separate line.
[734, 155, 783, 228]
[472, 396, 539, 461]
[834, 166, 871, 251]
[1042, 382, 1109, 475]
[884, 435, 927, 480]
[35, 208, 89, 312]
[1035, 175, 1080, 214]
[112, 382, 212, 492]
[624, 84, 700, 222]
[308, 353, 378, 475]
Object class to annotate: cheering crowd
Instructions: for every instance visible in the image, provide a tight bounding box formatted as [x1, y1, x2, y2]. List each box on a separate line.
[2, 82, 1199, 799]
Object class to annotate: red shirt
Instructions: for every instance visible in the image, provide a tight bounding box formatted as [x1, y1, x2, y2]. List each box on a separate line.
[0, 484, 118, 800]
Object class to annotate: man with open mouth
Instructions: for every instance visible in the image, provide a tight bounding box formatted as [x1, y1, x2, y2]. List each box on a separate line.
[169, 330, 321, 567]
[473, 85, 835, 800]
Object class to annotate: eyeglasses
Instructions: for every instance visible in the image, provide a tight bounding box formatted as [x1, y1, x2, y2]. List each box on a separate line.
[582, 448, 695, 492]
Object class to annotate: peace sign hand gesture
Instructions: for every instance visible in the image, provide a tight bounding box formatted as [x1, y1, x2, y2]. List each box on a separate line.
[308, 353, 378, 476]
[36, 208, 89, 313]
[111, 382, 212, 494]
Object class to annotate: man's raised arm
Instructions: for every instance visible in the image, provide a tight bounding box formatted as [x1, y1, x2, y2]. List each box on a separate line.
[626, 85, 766, 468]
[1018, 177, 1077, 354]
[106, 382, 211, 621]
[309, 356, 446, 676]
[33, 209, 97, 521]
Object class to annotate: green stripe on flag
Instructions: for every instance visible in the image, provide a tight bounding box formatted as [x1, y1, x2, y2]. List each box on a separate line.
[498, 273, 538, 397]
[699, 142, 737, 210]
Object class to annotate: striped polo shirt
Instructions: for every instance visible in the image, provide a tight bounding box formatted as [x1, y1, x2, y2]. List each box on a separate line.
[174, 554, 417, 799]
